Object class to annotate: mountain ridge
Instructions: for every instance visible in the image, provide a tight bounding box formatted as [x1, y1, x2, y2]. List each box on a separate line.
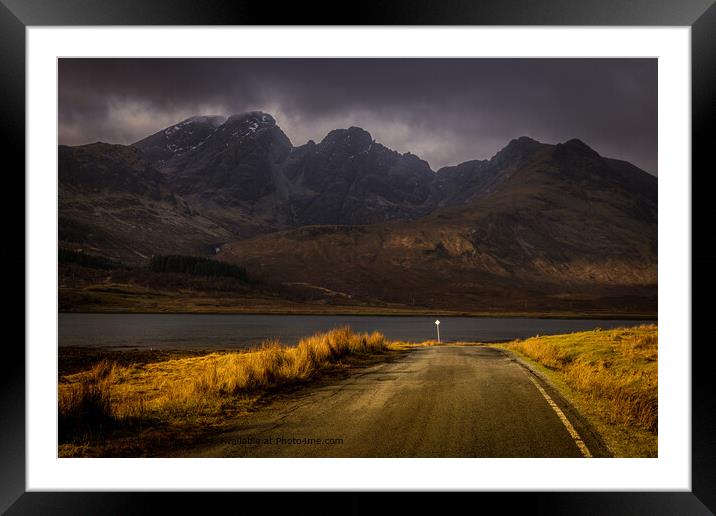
[59, 111, 657, 312]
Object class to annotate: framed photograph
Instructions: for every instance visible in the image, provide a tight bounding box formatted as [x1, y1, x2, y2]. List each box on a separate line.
[6, 0, 715, 512]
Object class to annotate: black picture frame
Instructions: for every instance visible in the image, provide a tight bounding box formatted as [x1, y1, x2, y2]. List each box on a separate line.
[4, 0, 715, 513]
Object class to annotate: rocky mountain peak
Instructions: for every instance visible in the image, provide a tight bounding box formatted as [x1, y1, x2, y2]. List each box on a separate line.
[219, 112, 280, 141]
[557, 138, 601, 159]
[225, 111, 276, 128]
[490, 136, 545, 164]
[162, 115, 226, 134]
[133, 115, 229, 163]
[493, 136, 543, 158]
[184, 115, 227, 127]
[320, 127, 373, 153]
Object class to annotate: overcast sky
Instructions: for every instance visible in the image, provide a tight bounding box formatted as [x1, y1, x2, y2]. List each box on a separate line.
[58, 58, 657, 174]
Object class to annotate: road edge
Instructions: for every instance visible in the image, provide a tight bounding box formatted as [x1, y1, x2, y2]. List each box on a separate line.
[493, 347, 614, 458]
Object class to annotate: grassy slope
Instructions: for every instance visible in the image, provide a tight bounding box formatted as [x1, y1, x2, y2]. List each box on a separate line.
[59, 259, 656, 319]
[59, 282, 656, 319]
[59, 327, 397, 457]
[493, 325, 657, 457]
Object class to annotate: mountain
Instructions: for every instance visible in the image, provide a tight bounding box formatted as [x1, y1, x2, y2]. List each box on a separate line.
[58, 112, 657, 312]
[217, 136, 657, 312]
[133, 115, 227, 164]
[139, 112, 293, 237]
[59, 143, 232, 263]
[281, 127, 436, 225]
[134, 112, 437, 234]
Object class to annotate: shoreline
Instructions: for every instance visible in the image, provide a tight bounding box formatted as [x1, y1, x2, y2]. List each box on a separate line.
[58, 309, 658, 321]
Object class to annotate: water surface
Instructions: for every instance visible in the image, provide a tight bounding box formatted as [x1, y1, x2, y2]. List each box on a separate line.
[58, 313, 651, 350]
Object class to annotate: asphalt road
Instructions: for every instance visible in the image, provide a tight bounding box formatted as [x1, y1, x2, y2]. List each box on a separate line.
[178, 346, 610, 458]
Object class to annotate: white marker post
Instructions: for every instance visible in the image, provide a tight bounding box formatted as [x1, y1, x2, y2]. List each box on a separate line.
[435, 319, 441, 343]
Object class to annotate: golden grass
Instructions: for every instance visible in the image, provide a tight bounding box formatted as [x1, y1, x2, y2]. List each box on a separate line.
[496, 324, 657, 457]
[59, 326, 387, 446]
[58, 360, 118, 441]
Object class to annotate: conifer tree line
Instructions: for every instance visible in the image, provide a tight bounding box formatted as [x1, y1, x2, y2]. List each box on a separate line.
[59, 248, 119, 269]
[148, 255, 249, 282]
[59, 249, 249, 282]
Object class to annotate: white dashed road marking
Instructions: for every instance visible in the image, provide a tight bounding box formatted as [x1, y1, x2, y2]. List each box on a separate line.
[522, 370, 593, 458]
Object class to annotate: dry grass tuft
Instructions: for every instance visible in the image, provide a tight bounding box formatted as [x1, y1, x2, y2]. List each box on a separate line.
[58, 360, 119, 441]
[178, 327, 387, 402]
[502, 324, 658, 434]
[58, 326, 388, 444]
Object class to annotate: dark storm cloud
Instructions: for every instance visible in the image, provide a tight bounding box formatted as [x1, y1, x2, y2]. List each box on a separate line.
[58, 58, 657, 174]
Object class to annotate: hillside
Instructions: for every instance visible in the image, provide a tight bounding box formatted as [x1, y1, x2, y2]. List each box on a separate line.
[58, 112, 657, 313]
[58, 143, 232, 263]
[217, 137, 657, 312]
